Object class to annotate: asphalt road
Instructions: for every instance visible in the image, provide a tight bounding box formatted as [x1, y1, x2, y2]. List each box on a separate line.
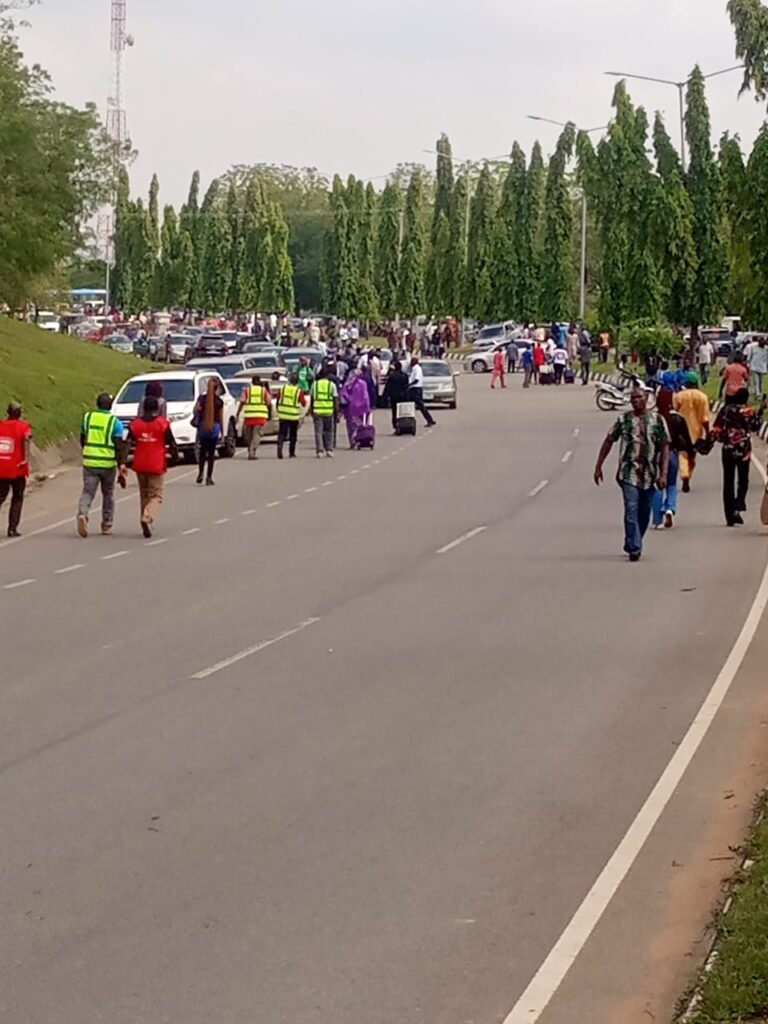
[2, 372, 767, 1024]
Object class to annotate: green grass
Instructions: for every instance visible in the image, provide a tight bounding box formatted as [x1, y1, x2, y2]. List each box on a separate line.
[687, 796, 768, 1023]
[0, 318, 142, 448]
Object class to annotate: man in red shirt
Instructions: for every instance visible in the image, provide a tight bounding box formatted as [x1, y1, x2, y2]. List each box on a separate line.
[490, 348, 506, 390]
[127, 395, 178, 538]
[0, 403, 33, 537]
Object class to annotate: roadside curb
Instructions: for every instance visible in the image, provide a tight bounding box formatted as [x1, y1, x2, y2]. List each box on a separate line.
[679, 808, 765, 1022]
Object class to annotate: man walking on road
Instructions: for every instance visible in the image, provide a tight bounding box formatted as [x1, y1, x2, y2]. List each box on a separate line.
[0, 402, 32, 538]
[673, 371, 710, 492]
[594, 387, 670, 562]
[277, 373, 307, 459]
[128, 395, 178, 538]
[310, 366, 338, 458]
[77, 393, 127, 538]
[238, 375, 272, 461]
[383, 359, 410, 431]
[491, 348, 506, 389]
[697, 336, 715, 385]
[746, 336, 768, 398]
[408, 358, 436, 427]
[522, 345, 534, 388]
[578, 332, 592, 385]
[506, 339, 518, 374]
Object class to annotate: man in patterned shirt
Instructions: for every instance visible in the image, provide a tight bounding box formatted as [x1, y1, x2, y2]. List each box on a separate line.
[594, 387, 670, 561]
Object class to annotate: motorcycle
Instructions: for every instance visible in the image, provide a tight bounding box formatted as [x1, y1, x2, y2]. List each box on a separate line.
[595, 370, 656, 412]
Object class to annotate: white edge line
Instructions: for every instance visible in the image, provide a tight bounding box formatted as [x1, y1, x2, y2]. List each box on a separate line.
[528, 480, 549, 498]
[337, 475, 348, 481]
[182, 527, 201, 535]
[561, 451, 573, 464]
[55, 563, 84, 574]
[502, 462, 768, 1024]
[191, 617, 321, 680]
[573, 427, 580, 438]
[4, 578, 36, 590]
[436, 526, 486, 556]
[102, 550, 128, 561]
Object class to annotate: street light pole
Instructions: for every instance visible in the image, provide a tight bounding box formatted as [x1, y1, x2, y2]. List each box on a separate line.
[603, 65, 743, 172]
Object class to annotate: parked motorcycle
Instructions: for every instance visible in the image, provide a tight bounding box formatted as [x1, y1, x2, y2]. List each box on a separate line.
[595, 371, 656, 412]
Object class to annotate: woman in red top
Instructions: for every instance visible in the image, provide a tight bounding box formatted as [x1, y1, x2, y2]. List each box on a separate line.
[0, 402, 32, 537]
[720, 353, 750, 403]
[491, 349, 506, 390]
[128, 396, 178, 538]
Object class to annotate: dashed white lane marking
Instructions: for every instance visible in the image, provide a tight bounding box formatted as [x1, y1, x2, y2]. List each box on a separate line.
[4, 578, 35, 590]
[561, 451, 573, 464]
[241, 509, 257, 516]
[55, 563, 84, 575]
[286, 494, 299, 501]
[215, 517, 230, 524]
[305, 486, 318, 493]
[322, 481, 333, 487]
[573, 427, 580, 438]
[191, 616, 321, 680]
[336, 475, 347, 481]
[182, 527, 201, 536]
[146, 538, 168, 547]
[349, 469, 359, 475]
[502, 463, 768, 1024]
[102, 550, 128, 561]
[362, 464, 372, 470]
[436, 526, 486, 555]
[528, 480, 549, 498]
[266, 501, 281, 508]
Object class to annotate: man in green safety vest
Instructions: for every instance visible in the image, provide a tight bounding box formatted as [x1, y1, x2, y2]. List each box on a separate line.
[77, 393, 127, 538]
[237, 375, 273, 461]
[310, 366, 339, 458]
[276, 373, 307, 459]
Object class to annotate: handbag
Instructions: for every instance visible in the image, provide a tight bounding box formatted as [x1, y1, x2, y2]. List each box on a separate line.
[694, 435, 716, 456]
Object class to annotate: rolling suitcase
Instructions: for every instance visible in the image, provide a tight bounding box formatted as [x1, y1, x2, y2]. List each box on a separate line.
[563, 368, 576, 384]
[355, 424, 376, 449]
[539, 366, 554, 385]
[395, 402, 417, 436]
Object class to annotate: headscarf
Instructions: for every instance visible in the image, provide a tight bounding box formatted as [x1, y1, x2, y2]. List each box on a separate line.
[685, 370, 700, 388]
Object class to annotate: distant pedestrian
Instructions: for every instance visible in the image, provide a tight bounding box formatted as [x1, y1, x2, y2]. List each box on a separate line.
[77, 392, 127, 538]
[340, 369, 371, 448]
[491, 348, 507, 389]
[578, 333, 592, 385]
[297, 356, 315, 395]
[712, 388, 767, 526]
[276, 372, 307, 459]
[599, 331, 610, 364]
[532, 341, 546, 384]
[310, 367, 339, 458]
[0, 402, 32, 538]
[567, 323, 579, 365]
[697, 337, 715, 385]
[408, 357, 436, 426]
[747, 336, 768, 398]
[673, 371, 710, 492]
[652, 400, 693, 531]
[594, 387, 670, 562]
[238, 375, 272, 461]
[552, 346, 568, 385]
[128, 395, 178, 538]
[506, 339, 518, 374]
[720, 352, 750, 403]
[383, 359, 410, 431]
[193, 379, 224, 485]
[522, 346, 534, 388]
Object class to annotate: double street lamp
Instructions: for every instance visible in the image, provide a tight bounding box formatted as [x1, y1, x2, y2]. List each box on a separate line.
[603, 65, 743, 171]
[526, 116, 608, 319]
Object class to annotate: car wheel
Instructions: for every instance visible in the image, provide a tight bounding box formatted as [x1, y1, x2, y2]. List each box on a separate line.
[448, 400, 457, 410]
[220, 421, 237, 458]
[472, 360, 486, 374]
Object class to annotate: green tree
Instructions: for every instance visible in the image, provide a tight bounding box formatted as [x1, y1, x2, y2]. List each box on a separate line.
[728, 0, 768, 100]
[465, 164, 497, 321]
[744, 123, 768, 324]
[719, 132, 753, 319]
[519, 142, 546, 323]
[398, 170, 426, 318]
[685, 65, 728, 332]
[491, 143, 527, 319]
[262, 201, 294, 312]
[449, 174, 469, 317]
[201, 204, 232, 313]
[356, 182, 379, 324]
[540, 125, 576, 319]
[179, 171, 202, 309]
[375, 181, 401, 319]
[226, 180, 242, 312]
[426, 133, 455, 313]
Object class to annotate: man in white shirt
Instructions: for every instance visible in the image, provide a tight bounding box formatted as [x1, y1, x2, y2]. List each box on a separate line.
[747, 336, 768, 398]
[408, 357, 436, 426]
[308, 321, 321, 346]
[697, 338, 715, 384]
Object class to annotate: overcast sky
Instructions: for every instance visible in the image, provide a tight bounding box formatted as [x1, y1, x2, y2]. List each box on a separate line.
[17, 0, 768, 206]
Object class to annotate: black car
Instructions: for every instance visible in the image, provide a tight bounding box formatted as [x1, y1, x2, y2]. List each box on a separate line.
[187, 335, 231, 359]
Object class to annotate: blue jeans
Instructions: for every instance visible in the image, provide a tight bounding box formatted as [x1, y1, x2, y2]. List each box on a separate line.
[652, 450, 678, 525]
[621, 483, 654, 555]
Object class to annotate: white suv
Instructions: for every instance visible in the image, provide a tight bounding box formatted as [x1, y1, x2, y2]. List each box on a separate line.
[112, 370, 240, 460]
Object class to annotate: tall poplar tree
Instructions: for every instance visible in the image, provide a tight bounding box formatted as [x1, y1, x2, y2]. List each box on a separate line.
[426, 133, 455, 313]
[465, 164, 497, 321]
[179, 171, 202, 309]
[398, 170, 426, 318]
[744, 124, 768, 324]
[449, 174, 469, 318]
[491, 142, 526, 319]
[375, 181, 401, 319]
[719, 133, 753, 320]
[202, 205, 232, 313]
[539, 125, 576, 320]
[520, 143, 545, 323]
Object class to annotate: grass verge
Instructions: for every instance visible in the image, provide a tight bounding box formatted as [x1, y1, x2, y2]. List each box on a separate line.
[0, 318, 141, 448]
[685, 795, 768, 1023]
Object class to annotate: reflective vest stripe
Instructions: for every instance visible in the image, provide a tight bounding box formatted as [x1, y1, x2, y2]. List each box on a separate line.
[83, 412, 118, 468]
[277, 385, 302, 421]
[312, 379, 335, 417]
[243, 385, 269, 419]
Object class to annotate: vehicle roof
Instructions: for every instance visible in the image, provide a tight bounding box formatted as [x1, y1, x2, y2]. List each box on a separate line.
[187, 355, 253, 364]
[119, 370, 223, 383]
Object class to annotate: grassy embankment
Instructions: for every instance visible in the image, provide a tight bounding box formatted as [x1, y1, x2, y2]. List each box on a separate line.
[0, 318, 140, 448]
[686, 797, 768, 1023]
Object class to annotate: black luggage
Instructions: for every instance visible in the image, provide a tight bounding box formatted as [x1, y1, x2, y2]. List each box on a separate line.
[564, 368, 576, 384]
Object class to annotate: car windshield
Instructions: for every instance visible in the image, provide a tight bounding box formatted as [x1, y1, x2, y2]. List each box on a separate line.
[478, 327, 502, 339]
[116, 379, 195, 404]
[188, 361, 242, 377]
[422, 362, 452, 377]
[225, 381, 247, 399]
[167, 337, 189, 348]
[251, 355, 280, 367]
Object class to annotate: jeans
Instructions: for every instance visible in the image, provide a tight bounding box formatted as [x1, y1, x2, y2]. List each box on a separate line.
[278, 419, 299, 456]
[198, 436, 217, 480]
[652, 450, 679, 525]
[313, 415, 335, 453]
[721, 448, 751, 524]
[78, 466, 117, 526]
[580, 360, 591, 385]
[507, 358, 517, 374]
[620, 482, 654, 555]
[136, 472, 164, 524]
[0, 476, 26, 534]
[523, 366, 533, 388]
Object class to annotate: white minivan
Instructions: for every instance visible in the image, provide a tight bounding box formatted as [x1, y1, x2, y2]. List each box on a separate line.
[112, 370, 240, 460]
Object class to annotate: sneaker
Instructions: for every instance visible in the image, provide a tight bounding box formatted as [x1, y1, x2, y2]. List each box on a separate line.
[628, 551, 642, 562]
[7, 529, 20, 538]
[101, 525, 112, 536]
[653, 524, 663, 530]
[682, 479, 690, 493]
[733, 512, 744, 525]
[664, 510, 675, 529]
[196, 474, 204, 485]
[77, 514, 88, 538]
[141, 522, 152, 539]
[316, 452, 323, 459]
[326, 451, 334, 458]
[206, 478, 215, 486]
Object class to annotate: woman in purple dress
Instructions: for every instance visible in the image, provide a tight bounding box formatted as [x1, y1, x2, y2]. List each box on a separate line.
[340, 370, 371, 449]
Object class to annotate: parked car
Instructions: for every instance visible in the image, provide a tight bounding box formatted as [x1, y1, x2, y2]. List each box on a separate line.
[31, 311, 60, 333]
[224, 377, 281, 445]
[280, 347, 325, 374]
[185, 354, 275, 378]
[470, 321, 517, 350]
[463, 339, 528, 374]
[420, 359, 458, 408]
[186, 334, 231, 359]
[159, 333, 192, 363]
[103, 333, 135, 355]
[133, 336, 160, 360]
[112, 370, 240, 460]
[699, 327, 733, 357]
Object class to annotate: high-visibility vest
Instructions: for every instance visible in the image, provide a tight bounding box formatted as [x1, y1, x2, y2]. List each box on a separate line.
[82, 411, 119, 469]
[277, 384, 302, 421]
[312, 379, 335, 417]
[243, 384, 269, 420]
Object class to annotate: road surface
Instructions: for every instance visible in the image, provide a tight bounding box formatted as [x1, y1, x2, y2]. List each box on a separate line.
[2, 373, 767, 1024]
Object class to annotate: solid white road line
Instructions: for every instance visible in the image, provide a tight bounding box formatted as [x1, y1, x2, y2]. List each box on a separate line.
[55, 563, 84, 575]
[349, 469, 359, 475]
[436, 526, 486, 555]
[4, 578, 35, 590]
[182, 527, 201, 536]
[337, 475, 347, 481]
[101, 550, 128, 561]
[502, 465, 768, 1024]
[561, 451, 573, 464]
[528, 480, 549, 498]
[191, 616, 321, 680]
